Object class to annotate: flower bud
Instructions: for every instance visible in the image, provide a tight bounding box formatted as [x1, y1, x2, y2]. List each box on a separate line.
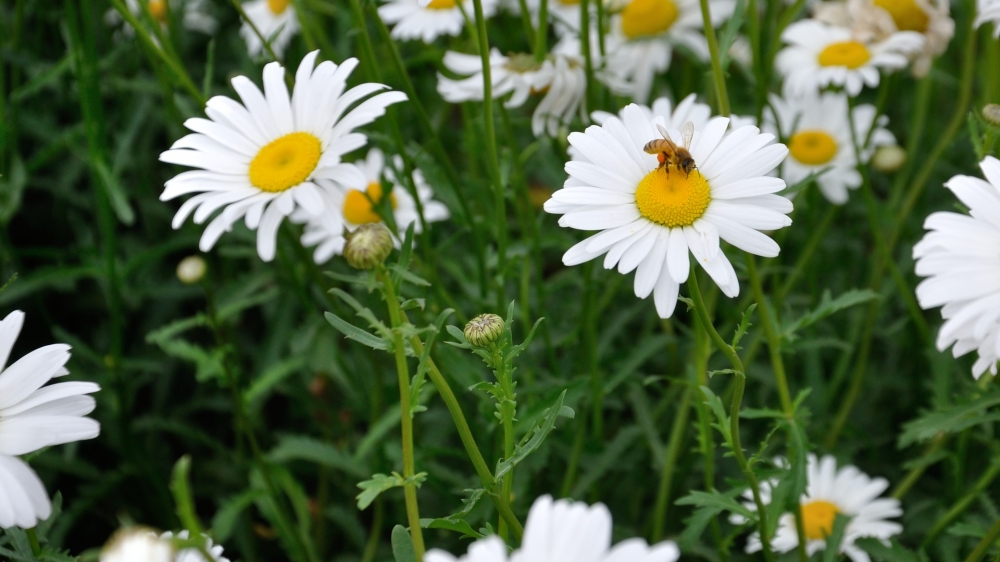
[871, 145, 906, 173]
[984, 104, 1000, 126]
[101, 527, 173, 562]
[176, 255, 207, 284]
[343, 223, 393, 270]
[464, 313, 504, 346]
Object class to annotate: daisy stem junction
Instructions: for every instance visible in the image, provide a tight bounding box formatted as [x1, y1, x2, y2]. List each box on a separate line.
[25, 528, 40, 556]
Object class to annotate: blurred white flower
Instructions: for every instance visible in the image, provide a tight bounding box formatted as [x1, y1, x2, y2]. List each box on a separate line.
[291, 148, 449, 263]
[101, 528, 173, 562]
[913, 156, 1000, 378]
[159, 51, 406, 262]
[378, 0, 499, 43]
[737, 455, 902, 562]
[239, 0, 300, 58]
[426, 495, 680, 562]
[163, 530, 230, 562]
[763, 91, 894, 204]
[545, 105, 790, 318]
[976, 0, 1000, 36]
[105, 0, 217, 38]
[0, 310, 101, 529]
[776, 19, 923, 96]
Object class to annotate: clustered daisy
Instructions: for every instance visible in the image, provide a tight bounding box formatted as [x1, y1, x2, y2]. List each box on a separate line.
[239, 0, 300, 58]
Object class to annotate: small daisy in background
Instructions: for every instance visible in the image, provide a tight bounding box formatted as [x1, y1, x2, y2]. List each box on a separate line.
[239, 0, 300, 58]
[438, 48, 585, 137]
[976, 0, 1000, 36]
[159, 52, 406, 262]
[814, 0, 954, 77]
[764, 91, 895, 204]
[378, 0, 499, 43]
[545, 105, 791, 318]
[0, 310, 101, 529]
[426, 495, 680, 562]
[737, 455, 902, 562]
[776, 19, 924, 96]
[105, 0, 217, 37]
[914, 156, 1000, 378]
[163, 530, 230, 562]
[292, 148, 449, 263]
[600, 0, 735, 103]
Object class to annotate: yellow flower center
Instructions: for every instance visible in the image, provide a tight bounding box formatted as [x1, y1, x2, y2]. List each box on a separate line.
[801, 500, 840, 541]
[788, 130, 839, 166]
[343, 182, 399, 225]
[268, 0, 291, 14]
[817, 41, 872, 68]
[426, 0, 458, 9]
[148, 0, 168, 22]
[635, 168, 710, 227]
[248, 132, 321, 193]
[621, 0, 679, 39]
[873, 0, 930, 32]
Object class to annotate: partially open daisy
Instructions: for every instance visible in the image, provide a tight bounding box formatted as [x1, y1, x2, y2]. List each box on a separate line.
[914, 156, 1000, 378]
[291, 148, 449, 263]
[426, 495, 680, 562]
[239, 0, 300, 58]
[160, 51, 406, 262]
[545, 105, 791, 318]
[107, 0, 217, 35]
[378, 0, 498, 43]
[0, 310, 101, 528]
[776, 19, 924, 96]
[438, 48, 585, 136]
[977, 0, 1000, 36]
[600, 0, 735, 103]
[764, 92, 894, 204]
[738, 455, 902, 562]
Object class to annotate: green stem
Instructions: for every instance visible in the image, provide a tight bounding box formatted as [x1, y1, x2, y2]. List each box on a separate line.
[579, 0, 597, 112]
[650, 384, 692, 541]
[376, 266, 426, 561]
[228, 0, 282, 62]
[517, 0, 537, 53]
[776, 205, 838, 304]
[361, 499, 384, 562]
[698, 0, 729, 116]
[964, 517, 1000, 562]
[887, 74, 933, 209]
[745, 255, 793, 414]
[497, 347, 516, 540]
[535, 0, 549, 62]
[892, 434, 948, 499]
[26, 528, 40, 556]
[689, 320, 726, 559]
[924, 461, 1000, 548]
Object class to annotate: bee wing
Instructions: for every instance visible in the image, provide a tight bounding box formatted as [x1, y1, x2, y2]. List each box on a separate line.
[680, 121, 695, 149]
[655, 123, 671, 140]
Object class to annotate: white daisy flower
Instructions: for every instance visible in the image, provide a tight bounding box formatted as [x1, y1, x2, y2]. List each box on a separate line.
[977, 0, 1000, 36]
[426, 495, 680, 562]
[162, 530, 230, 562]
[591, 93, 713, 129]
[600, 0, 736, 103]
[239, 0, 300, 58]
[545, 105, 791, 318]
[764, 92, 895, 204]
[913, 156, 1000, 378]
[291, 148, 450, 263]
[776, 19, 924, 96]
[737, 455, 902, 562]
[101, 528, 174, 562]
[159, 51, 406, 262]
[0, 310, 101, 528]
[378, 0, 499, 43]
[438, 48, 585, 136]
[106, 0, 218, 35]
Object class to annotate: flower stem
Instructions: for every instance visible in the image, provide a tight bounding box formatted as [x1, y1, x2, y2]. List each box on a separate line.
[891, 434, 948, 499]
[924, 460, 1000, 548]
[698, 0, 729, 116]
[775, 205, 838, 305]
[227, 0, 282, 63]
[495, 345, 516, 540]
[26, 528, 41, 556]
[650, 382, 693, 541]
[535, 0, 549, 63]
[579, 0, 597, 112]
[963, 516, 1000, 562]
[376, 266, 426, 561]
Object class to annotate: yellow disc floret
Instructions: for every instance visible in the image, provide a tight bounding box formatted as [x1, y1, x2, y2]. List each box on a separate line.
[788, 130, 839, 166]
[874, 0, 930, 32]
[268, 0, 291, 14]
[817, 41, 872, 68]
[426, 0, 458, 8]
[248, 132, 322, 193]
[621, 0, 679, 39]
[801, 500, 840, 540]
[635, 168, 711, 228]
[343, 182, 399, 225]
[148, 0, 168, 22]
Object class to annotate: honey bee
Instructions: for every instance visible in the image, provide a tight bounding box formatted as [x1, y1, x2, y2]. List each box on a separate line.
[643, 122, 696, 177]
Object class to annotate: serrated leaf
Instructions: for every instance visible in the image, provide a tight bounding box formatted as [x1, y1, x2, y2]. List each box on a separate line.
[495, 390, 570, 481]
[781, 289, 880, 342]
[420, 518, 484, 540]
[898, 390, 1000, 447]
[356, 472, 427, 510]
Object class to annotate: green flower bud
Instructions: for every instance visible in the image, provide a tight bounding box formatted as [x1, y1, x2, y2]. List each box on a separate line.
[464, 313, 504, 346]
[176, 255, 207, 284]
[343, 223, 393, 270]
[871, 145, 906, 173]
[984, 104, 1000, 126]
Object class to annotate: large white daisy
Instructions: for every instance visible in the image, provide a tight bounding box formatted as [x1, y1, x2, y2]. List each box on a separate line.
[600, 0, 735, 103]
[544, 105, 791, 318]
[239, 0, 300, 58]
[737, 455, 902, 562]
[378, 0, 499, 43]
[0, 310, 101, 528]
[913, 156, 1000, 378]
[776, 19, 924, 96]
[591, 93, 712, 129]
[977, 0, 1000, 36]
[426, 495, 680, 562]
[159, 51, 406, 262]
[764, 91, 894, 204]
[291, 148, 449, 263]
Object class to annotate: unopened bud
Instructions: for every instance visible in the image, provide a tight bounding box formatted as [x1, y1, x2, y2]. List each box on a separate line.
[872, 145, 906, 173]
[343, 224, 393, 270]
[100, 527, 173, 562]
[176, 255, 207, 284]
[984, 104, 1000, 126]
[464, 313, 504, 346]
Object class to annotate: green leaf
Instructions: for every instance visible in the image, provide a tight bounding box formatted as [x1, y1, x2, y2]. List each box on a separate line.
[420, 518, 484, 540]
[268, 435, 368, 478]
[170, 456, 205, 539]
[781, 289, 880, 342]
[675, 489, 754, 519]
[898, 390, 1000, 447]
[212, 490, 263, 542]
[244, 357, 305, 408]
[700, 386, 733, 445]
[822, 513, 850, 562]
[495, 390, 570, 481]
[732, 303, 757, 349]
[325, 311, 390, 351]
[356, 472, 427, 510]
[855, 538, 928, 562]
[391, 525, 417, 562]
